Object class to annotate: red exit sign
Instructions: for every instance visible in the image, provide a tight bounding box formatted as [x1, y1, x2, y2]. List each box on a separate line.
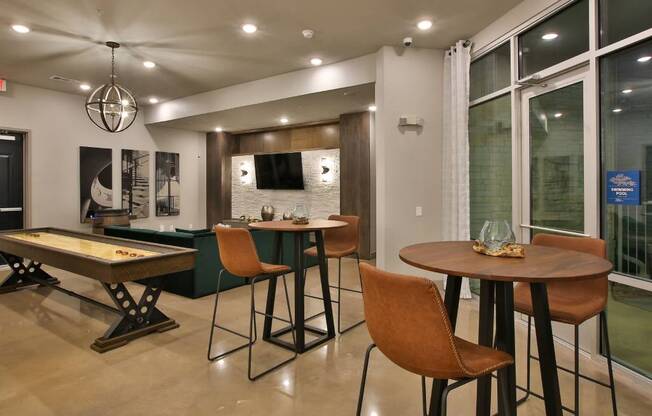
[0, 79, 6, 92]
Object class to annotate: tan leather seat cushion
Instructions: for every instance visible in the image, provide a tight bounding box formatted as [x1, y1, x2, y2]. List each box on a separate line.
[454, 337, 514, 379]
[513, 233, 608, 325]
[360, 263, 513, 380]
[215, 227, 291, 278]
[514, 281, 606, 325]
[261, 263, 291, 275]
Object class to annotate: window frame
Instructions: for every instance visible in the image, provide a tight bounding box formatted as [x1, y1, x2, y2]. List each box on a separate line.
[470, 0, 652, 291]
[468, 0, 652, 382]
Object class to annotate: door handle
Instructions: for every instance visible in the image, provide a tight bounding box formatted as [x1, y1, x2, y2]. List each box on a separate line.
[0, 207, 23, 213]
[519, 224, 590, 238]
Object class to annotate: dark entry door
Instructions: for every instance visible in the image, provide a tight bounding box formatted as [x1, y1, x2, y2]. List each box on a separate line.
[0, 132, 24, 232]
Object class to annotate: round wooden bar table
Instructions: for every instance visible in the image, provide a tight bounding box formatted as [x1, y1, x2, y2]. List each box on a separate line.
[399, 241, 612, 416]
[249, 219, 347, 353]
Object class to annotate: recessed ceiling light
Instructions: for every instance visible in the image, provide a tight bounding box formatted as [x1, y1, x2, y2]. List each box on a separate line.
[310, 57, 323, 66]
[637, 56, 651, 63]
[214, 127, 223, 132]
[149, 97, 159, 104]
[242, 23, 257, 34]
[622, 89, 633, 94]
[554, 112, 563, 118]
[612, 108, 623, 113]
[143, 61, 156, 69]
[280, 117, 289, 124]
[79, 83, 91, 91]
[542, 33, 559, 40]
[11, 24, 30, 34]
[368, 105, 377, 112]
[417, 20, 433, 31]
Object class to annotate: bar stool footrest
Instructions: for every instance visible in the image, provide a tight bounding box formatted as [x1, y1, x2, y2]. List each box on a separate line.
[264, 324, 329, 352]
[529, 354, 613, 388]
[489, 373, 576, 415]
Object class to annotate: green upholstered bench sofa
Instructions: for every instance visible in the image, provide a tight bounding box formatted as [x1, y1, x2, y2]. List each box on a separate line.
[104, 226, 316, 299]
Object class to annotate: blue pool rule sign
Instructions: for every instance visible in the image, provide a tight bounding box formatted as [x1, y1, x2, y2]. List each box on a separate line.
[606, 170, 641, 205]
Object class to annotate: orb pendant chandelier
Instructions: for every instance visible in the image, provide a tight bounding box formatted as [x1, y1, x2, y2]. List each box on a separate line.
[85, 41, 138, 133]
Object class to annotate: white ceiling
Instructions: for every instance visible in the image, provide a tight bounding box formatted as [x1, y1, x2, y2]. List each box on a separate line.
[157, 83, 375, 132]
[0, 0, 521, 103]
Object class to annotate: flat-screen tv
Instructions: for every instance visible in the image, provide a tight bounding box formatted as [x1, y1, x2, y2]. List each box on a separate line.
[254, 152, 304, 190]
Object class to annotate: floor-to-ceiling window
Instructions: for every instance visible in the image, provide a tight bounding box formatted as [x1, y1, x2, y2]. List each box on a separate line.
[470, 96, 512, 239]
[468, 44, 512, 294]
[601, 36, 652, 378]
[469, 0, 652, 378]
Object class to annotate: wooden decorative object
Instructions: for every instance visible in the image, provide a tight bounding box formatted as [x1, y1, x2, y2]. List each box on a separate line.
[472, 240, 526, 258]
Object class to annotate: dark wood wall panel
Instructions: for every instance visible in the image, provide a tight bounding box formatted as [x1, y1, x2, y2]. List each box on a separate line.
[206, 132, 233, 226]
[339, 112, 373, 259]
[233, 122, 339, 155]
[205, 117, 373, 257]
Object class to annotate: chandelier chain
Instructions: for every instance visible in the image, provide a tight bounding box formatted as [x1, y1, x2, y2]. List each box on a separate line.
[111, 45, 116, 83]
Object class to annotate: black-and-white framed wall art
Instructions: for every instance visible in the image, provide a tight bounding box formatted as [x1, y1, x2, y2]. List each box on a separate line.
[155, 151, 180, 216]
[121, 149, 150, 218]
[80, 146, 113, 222]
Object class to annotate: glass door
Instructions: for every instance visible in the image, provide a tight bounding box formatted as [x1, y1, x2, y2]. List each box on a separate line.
[520, 67, 595, 242]
[519, 67, 599, 349]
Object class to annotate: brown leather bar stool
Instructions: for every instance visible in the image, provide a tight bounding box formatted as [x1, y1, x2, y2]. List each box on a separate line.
[356, 263, 514, 416]
[207, 226, 297, 381]
[514, 233, 617, 415]
[304, 214, 364, 334]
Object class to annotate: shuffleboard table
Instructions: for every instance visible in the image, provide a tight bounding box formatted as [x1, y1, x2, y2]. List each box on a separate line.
[0, 227, 197, 352]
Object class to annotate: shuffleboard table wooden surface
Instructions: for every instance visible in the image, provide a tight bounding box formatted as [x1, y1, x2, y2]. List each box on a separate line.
[0, 227, 197, 352]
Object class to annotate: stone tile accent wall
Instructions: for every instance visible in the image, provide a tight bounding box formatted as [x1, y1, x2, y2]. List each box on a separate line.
[232, 149, 340, 220]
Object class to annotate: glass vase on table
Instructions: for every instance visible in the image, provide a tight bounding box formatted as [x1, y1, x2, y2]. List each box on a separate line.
[478, 220, 516, 253]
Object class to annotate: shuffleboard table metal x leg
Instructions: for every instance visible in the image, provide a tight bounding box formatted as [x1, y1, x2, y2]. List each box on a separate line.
[0, 252, 60, 293]
[91, 277, 179, 353]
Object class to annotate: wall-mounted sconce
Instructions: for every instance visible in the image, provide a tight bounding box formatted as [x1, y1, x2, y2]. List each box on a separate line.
[320, 157, 335, 183]
[240, 161, 253, 185]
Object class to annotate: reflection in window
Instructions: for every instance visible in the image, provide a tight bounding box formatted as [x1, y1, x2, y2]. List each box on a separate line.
[469, 95, 512, 295]
[469, 95, 512, 239]
[470, 43, 511, 101]
[601, 38, 652, 280]
[606, 282, 652, 378]
[600, 0, 652, 47]
[530, 83, 584, 234]
[519, 0, 589, 78]
[601, 38, 652, 380]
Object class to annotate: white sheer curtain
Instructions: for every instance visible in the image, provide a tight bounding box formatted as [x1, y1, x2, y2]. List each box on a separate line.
[442, 40, 473, 299]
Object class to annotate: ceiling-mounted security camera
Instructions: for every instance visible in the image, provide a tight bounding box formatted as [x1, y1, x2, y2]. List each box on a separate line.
[403, 37, 413, 47]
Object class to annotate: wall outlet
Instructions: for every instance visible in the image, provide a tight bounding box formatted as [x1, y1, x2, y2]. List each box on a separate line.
[416, 206, 423, 217]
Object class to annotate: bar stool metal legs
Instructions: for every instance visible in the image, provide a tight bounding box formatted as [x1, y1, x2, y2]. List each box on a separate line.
[356, 343, 475, 416]
[356, 343, 376, 416]
[207, 269, 298, 381]
[305, 253, 365, 334]
[519, 312, 618, 415]
[602, 311, 618, 416]
[207, 270, 250, 361]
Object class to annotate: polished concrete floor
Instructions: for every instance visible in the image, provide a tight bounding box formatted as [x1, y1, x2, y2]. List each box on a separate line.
[1, 259, 651, 416]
